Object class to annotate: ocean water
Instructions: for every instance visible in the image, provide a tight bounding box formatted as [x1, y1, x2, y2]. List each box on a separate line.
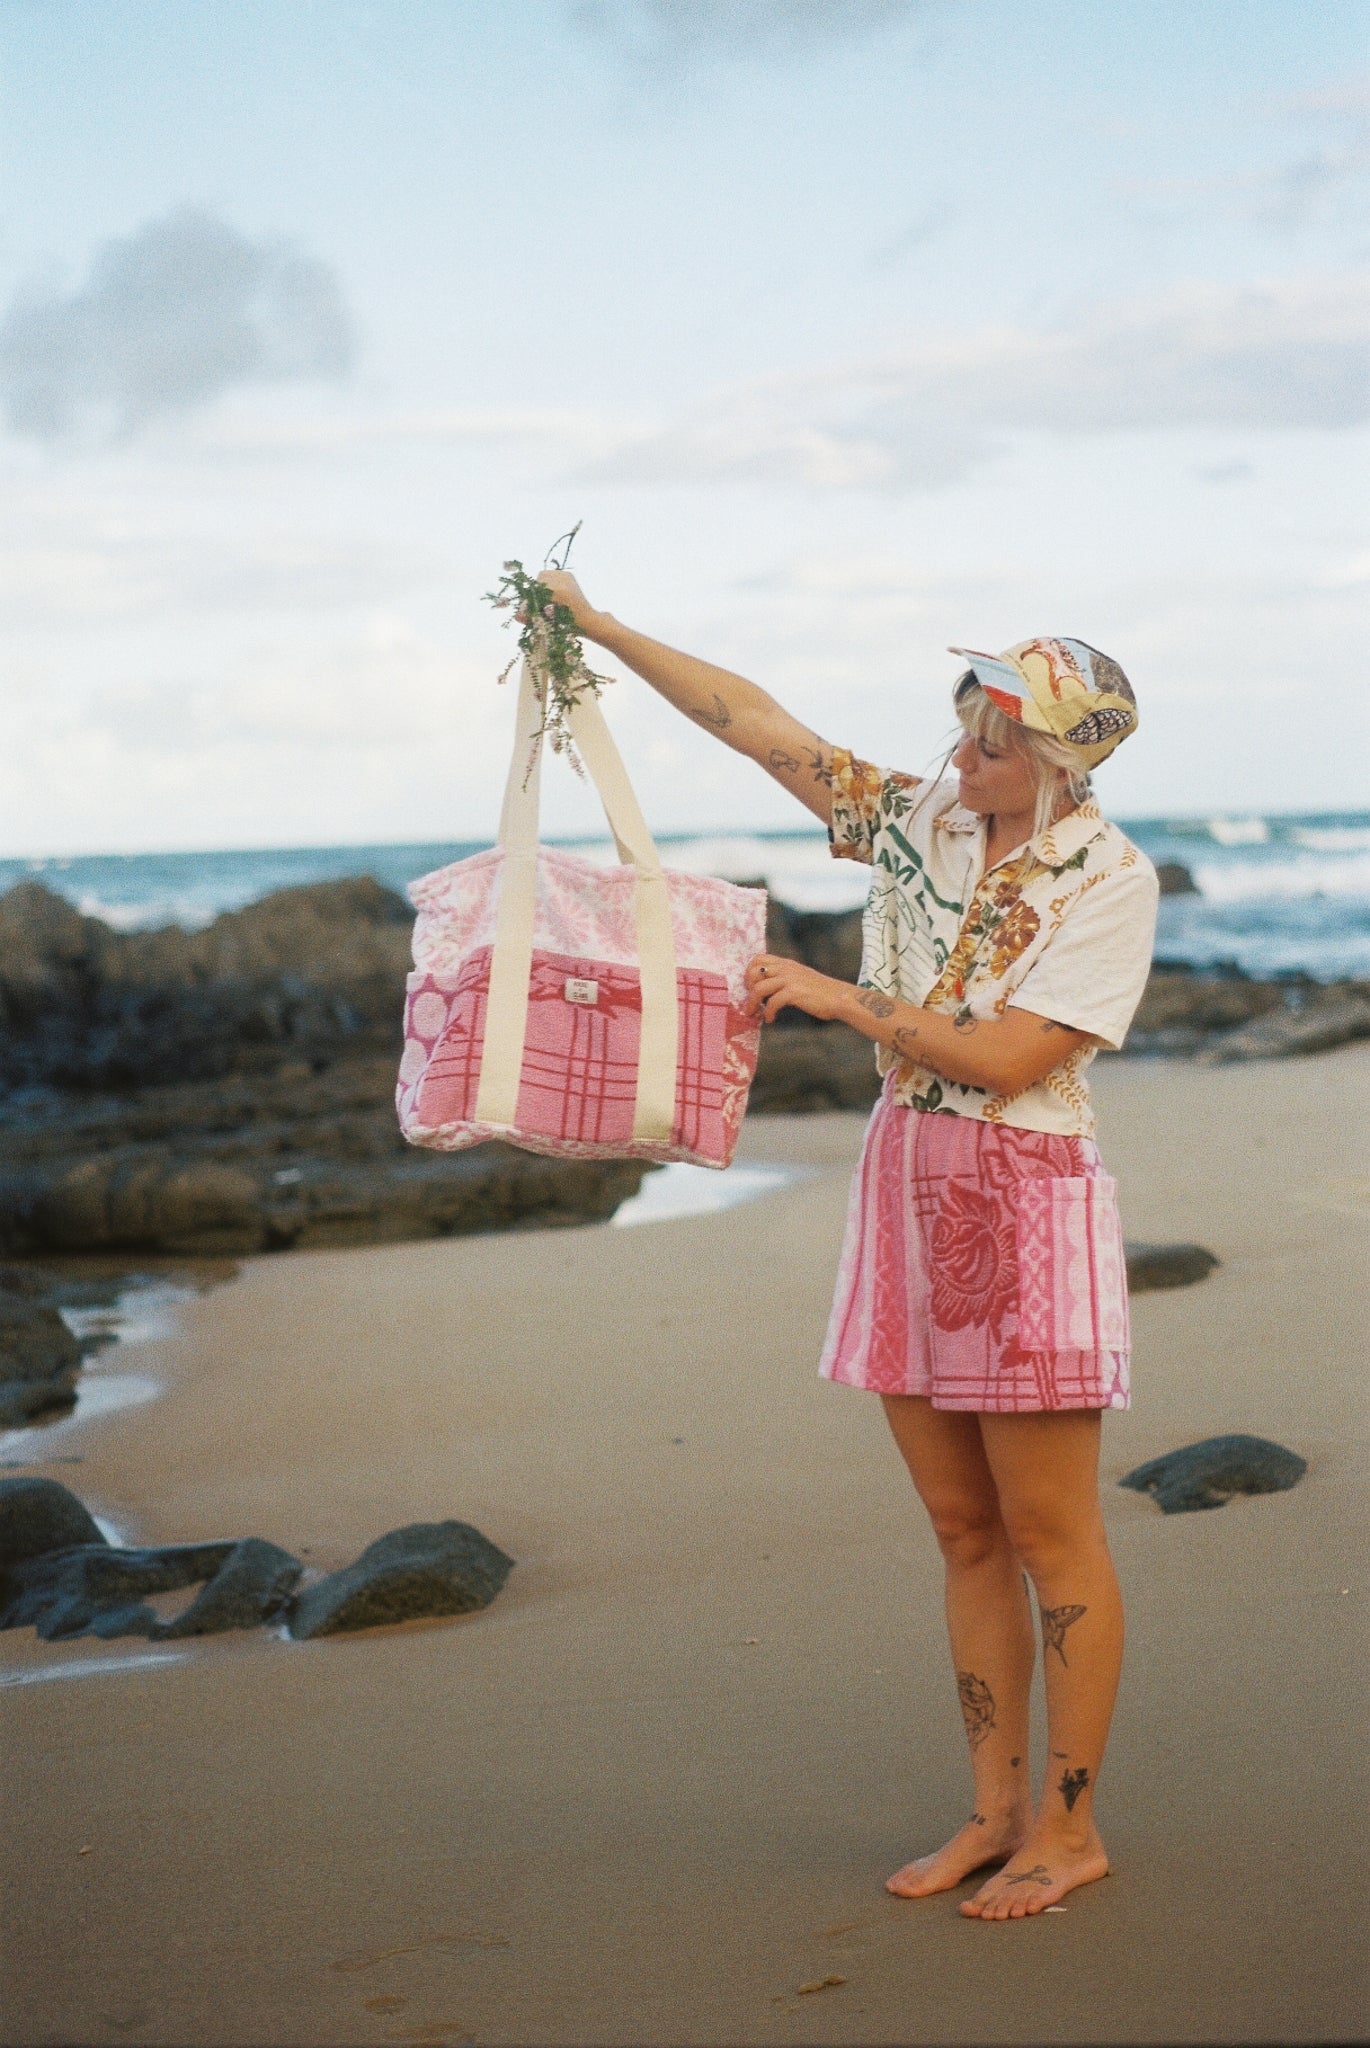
[4, 811, 1369, 981]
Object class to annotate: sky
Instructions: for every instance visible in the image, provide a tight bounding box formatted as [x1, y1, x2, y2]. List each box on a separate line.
[1, 0, 1368, 855]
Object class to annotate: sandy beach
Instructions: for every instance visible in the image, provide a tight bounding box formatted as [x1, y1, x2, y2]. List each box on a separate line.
[3, 1046, 1367, 2046]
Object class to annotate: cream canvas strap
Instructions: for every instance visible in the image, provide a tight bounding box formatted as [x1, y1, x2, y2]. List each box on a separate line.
[473, 659, 680, 1142]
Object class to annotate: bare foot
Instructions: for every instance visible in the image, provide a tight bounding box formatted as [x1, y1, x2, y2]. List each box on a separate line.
[886, 1810, 1027, 1899]
[959, 1821, 1109, 1920]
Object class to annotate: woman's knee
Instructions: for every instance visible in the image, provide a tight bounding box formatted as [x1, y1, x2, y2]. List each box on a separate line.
[925, 1494, 1007, 1569]
[1000, 1499, 1106, 1581]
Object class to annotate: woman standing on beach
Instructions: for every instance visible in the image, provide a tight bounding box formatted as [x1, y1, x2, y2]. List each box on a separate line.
[540, 569, 1158, 1922]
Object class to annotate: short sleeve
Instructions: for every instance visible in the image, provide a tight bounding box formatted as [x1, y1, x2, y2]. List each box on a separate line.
[828, 749, 889, 866]
[1008, 861, 1159, 1050]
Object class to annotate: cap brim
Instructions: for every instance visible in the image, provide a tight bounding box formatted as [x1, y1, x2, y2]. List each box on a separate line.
[947, 646, 1032, 704]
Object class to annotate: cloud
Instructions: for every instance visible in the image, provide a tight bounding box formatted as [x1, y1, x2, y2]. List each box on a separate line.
[586, 272, 1370, 490]
[0, 209, 354, 442]
[0, 518, 443, 627]
[570, 0, 938, 67]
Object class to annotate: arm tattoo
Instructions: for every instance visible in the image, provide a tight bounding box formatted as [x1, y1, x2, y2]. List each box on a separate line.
[956, 1671, 996, 1750]
[856, 987, 896, 1019]
[1058, 1766, 1090, 1813]
[1039, 1018, 1070, 1035]
[971, 1812, 987, 1826]
[690, 692, 732, 730]
[803, 742, 833, 787]
[1004, 1865, 1052, 1887]
[1040, 1603, 1087, 1665]
[892, 1024, 920, 1057]
[952, 1008, 978, 1035]
[767, 747, 801, 773]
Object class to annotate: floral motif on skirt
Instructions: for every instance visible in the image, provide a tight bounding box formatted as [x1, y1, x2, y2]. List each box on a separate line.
[819, 1086, 1130, 1412]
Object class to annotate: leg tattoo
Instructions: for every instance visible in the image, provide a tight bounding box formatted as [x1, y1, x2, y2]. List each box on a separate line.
[1058, 1766, 1090, 1813]
[1040, 1602, 1087, 1666]
[957, 1671, 997, 1750]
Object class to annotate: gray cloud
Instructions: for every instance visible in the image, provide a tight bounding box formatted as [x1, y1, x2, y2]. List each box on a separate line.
[571, 0, 938, 66]
[587, 273, 1370, 490]
[0, 209, 354, 441]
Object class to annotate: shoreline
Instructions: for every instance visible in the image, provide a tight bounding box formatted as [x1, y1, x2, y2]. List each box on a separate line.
[3, 1050, 1366, 2043]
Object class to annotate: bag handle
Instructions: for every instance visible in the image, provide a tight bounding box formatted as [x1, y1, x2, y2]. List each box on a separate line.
[474, 659, 680, 1142]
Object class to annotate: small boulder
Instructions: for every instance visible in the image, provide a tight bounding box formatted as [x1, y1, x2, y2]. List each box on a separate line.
[1125, 1242, 1220, 1292]
[0, 1539, 235, 1638]
[0, 1299, 82, 1383]
[155, 1537, 302, 1638]
[1120, 1434, 1307, 1514]
[0, 1376, 80, 1428]
[1155, 861, 1199, 896]
[0, 1476, 106, 1569]
[288, 1520, 513, 1639]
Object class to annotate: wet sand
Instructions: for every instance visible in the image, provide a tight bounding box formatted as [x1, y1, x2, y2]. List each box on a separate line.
[3, 1048, 1368, 2045]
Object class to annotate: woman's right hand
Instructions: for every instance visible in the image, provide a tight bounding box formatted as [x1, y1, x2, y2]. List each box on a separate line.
[540, 569, 606, 642]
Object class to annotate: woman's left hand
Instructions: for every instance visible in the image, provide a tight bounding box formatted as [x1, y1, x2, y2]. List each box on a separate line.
[744, 955, 848, 1024]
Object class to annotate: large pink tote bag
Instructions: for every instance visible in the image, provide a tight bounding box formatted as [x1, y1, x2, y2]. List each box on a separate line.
[397, 660, 768, 1167]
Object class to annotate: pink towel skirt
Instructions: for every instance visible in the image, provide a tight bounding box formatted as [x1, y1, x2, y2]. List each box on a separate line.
[819, 1086, 1130, 1412]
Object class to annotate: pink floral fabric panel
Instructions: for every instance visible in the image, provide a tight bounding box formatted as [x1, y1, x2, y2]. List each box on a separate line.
[397, 839, 767, 1168]
[820, 1094, 1129, 1412]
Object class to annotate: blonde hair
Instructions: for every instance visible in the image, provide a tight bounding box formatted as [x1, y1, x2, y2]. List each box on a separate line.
[954, 678, 1092, 844]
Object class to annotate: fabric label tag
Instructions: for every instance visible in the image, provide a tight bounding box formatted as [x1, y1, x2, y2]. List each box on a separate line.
[563, 977, 600, 1006]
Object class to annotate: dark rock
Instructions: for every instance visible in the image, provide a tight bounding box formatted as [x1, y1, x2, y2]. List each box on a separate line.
[0, 1540, 235, 1638]
[0, 1476, 106, 1568]
[750, 1023, 882, 1113]
[154, 1537, 302, 1638]
[87, 1603, 158, 1639]
[0, 1297, 82, 1382]
[1120, 1434, 1307, 1514]
[1125, 1242, 1220, 1292]
[1129, 971, 1285, 1042]
[0, 1376, 80, 1428]
[0, 1124, 652, 1258]
[1198, 989, 1370, 1063]
[0, 876, 414, 1093]
[1155, 861, 1200, 896]
[288, 1520, 513, 1639]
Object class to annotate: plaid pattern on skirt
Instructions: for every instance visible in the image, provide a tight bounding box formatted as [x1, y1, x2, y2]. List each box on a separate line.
[819, 1084, 1130, 1412]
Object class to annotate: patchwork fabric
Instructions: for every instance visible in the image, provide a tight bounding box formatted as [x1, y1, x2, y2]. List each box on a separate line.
[405, 945, 736, 1158]
[398, 846, 767, 1166]
[819, 1088, 1130, 1412]
[828, 764, 1159, 1137]
[947, 635, 1138, 769]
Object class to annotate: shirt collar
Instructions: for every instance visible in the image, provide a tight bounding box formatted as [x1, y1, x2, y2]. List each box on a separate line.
[1029, 800, 1105, 867]
[932, 796, 1106, 869]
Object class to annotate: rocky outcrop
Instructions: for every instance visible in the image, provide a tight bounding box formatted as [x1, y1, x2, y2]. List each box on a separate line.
[0, 1051, 654, 1258]
[1, 1538, 238, 1639]
[1198, 987, 1370, 1063]
[0, 1475, 107, 1566]
[0, 876, 414, 1092]
[287, 1521, 514, 1638]
[1, 877, 1365, 1267]
[1155, 861, 1199, 896]
[155, 1538, 303, 1638]
[0, 1480, 510, 1642]
[1124, 1242, 1220, 1292]
[1120, 1435, 1307, 1513]
[0, 1292, 84, 1426]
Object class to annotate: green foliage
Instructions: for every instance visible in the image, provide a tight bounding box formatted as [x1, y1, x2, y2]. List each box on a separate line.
[484, 524, 610, 778]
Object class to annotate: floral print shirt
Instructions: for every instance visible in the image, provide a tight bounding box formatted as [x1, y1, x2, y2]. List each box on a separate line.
[829, 753, 1159, 1137]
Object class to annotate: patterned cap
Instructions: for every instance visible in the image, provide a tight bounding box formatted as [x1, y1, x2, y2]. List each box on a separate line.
[948, 637, 1138, 769]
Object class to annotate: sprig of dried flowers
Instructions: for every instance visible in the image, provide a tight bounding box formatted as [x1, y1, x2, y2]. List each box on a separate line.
[485, 523, 610, 779]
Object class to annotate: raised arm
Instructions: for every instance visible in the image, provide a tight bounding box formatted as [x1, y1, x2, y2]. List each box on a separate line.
[540, 569, 836, 825]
